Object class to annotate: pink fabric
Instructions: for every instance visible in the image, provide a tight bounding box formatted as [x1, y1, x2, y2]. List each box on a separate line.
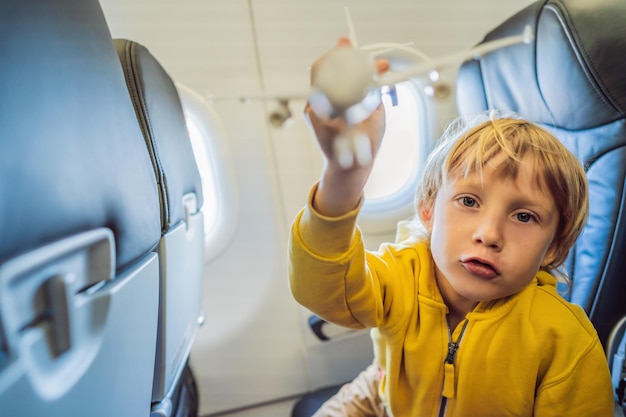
[312, 363, 387, 417]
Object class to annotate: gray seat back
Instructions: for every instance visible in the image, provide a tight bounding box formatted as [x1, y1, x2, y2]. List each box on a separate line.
[0, 0, 163, 415]
[114, 38, 205, 411]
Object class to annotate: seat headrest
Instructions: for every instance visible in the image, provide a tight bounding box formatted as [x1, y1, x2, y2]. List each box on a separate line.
[0, 0, 162, 269]
[114, 39, 204, 232]
[457, 0, 626, 130]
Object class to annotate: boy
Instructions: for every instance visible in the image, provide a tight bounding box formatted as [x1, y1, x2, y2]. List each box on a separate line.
[288, 41, 614, 416]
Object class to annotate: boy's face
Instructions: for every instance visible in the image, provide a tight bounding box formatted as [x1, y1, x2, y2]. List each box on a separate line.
[422, 154, 559, 304]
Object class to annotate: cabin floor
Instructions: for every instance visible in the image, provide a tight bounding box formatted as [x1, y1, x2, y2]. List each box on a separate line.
[203, 397, 299, 417]
[201, 398, 624, 416]
[201, 399, 626, 416]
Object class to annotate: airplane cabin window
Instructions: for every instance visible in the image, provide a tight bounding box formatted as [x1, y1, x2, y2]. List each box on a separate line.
[359, 81, 427, 233]
[176, 83, 238, 261]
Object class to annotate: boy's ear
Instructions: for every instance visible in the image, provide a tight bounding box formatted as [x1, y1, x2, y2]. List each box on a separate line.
[419, 203, 434, 232]
[541, 240, 560, 268]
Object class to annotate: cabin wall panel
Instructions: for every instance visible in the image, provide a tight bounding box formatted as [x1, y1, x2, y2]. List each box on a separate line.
[100, 1, 311, 414]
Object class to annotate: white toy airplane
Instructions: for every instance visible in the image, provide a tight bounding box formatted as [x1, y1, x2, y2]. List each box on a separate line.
[213, 8, 534, 169]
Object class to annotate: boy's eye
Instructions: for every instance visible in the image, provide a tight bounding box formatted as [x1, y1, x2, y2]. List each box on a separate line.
[516, 212, 534, 223]
[461, 196, 476, 207]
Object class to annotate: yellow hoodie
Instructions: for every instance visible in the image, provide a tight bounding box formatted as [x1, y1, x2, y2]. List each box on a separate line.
[289, 187, 614, 417]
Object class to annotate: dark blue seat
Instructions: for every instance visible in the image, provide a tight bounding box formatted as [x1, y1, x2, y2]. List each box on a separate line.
[456, 0, 626, 350]
[456, 1, 626, 412]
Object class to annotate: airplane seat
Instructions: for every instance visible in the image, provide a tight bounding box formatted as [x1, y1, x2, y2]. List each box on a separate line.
[292, 0, 626, 415]
[113, 39, 205, 417]
[457, 0, 626, 358]
[0, 0, 164, 416]
[455, 0, 626, 411]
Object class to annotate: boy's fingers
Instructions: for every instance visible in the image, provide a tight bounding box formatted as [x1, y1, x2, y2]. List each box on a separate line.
[333, 135, 355, 170]
[352, 131, 372, 167]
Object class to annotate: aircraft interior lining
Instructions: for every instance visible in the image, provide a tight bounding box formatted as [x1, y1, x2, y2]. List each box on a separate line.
[1, 0, 625, 416]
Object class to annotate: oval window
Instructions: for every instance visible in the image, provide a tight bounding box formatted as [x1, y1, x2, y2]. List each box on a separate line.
[359, 81, 428, 233]
[176, 82, 238, 261]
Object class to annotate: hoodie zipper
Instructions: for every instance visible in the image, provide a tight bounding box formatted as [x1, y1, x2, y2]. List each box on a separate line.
[438, 318, 469, 417]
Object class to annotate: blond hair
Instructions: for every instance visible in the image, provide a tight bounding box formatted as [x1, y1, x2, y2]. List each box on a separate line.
[414, 113, 588, 279]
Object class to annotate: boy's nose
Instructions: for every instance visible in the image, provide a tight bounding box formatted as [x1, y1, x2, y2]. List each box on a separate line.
[472, 216, 503, 250]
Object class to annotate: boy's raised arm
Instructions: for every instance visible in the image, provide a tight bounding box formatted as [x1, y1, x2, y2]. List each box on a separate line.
[304, 37, 389, 217]
[288, 38, 390, 328]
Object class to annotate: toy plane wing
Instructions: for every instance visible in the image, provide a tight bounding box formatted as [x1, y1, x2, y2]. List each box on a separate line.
[379, 25, 533, 86]
[209, 92, 309, 104]
[212, 25, 532, 107]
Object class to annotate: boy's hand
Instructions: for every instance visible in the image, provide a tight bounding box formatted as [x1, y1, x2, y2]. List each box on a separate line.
[305, 37, 390, 171]
[304, 37, 390, 217]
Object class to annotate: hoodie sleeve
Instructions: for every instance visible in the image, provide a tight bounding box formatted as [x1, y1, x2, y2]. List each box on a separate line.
[288, 183, 392, 329]
[288, 183, 374, 328]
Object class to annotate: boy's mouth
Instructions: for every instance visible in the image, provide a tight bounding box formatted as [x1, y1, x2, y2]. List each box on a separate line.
[461, 257, 500, 279]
